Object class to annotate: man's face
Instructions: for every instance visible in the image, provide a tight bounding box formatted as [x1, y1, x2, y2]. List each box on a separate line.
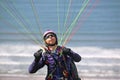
[44, 33, 56, 46]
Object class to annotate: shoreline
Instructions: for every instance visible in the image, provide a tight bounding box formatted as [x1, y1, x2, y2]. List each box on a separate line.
[0, 74, 45, 80]
[0, 74, 119, 80]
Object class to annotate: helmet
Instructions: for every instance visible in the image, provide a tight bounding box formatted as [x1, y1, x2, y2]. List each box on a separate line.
[43, 30, 58, 46]
[43, 30, 55, 38]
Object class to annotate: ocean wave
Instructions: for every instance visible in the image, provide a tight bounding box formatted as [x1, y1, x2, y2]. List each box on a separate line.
[0, 44, 120, 58]
[0, 44, 120, 75]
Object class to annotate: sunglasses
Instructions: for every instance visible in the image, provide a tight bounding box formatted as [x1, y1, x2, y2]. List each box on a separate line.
[44, 34, 55, 40]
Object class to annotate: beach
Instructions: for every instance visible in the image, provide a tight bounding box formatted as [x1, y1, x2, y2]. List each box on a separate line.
[0, 74, 45, 80]
[0, 74, 119, 80]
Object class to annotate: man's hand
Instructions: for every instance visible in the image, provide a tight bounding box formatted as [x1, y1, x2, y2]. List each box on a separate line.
[34, 49, 43, 62]
[62, 47, 71, 55]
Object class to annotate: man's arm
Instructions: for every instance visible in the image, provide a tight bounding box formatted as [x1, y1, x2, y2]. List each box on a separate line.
[28, 49, 45, 73]
[62, 47, 81, 62]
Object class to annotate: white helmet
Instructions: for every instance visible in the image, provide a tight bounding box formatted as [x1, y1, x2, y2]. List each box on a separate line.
[43, 30, 58, 46]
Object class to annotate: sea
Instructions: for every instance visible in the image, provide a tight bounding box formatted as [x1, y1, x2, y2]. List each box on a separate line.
[0, 42, 120, 79]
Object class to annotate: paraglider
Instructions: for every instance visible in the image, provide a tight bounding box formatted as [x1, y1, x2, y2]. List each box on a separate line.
[29, 30, 81, 80]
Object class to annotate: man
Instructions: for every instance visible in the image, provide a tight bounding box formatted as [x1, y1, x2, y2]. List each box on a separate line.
[29, 30, 81, 80]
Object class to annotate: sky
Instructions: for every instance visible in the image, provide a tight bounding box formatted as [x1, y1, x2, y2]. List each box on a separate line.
[0, 0, 120, 48]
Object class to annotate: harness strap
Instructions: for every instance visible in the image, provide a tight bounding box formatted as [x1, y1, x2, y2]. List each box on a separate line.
[45, 46, 70, 80]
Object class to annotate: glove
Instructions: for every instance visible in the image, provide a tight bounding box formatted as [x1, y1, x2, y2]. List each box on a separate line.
[62, 47, 71, 56]
[34, 49, 43, 62]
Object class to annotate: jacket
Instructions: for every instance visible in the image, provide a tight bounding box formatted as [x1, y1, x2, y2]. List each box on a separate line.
[29, 46, 81, 80]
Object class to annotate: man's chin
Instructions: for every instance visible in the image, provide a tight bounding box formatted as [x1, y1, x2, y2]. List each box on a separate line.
[47, 43, 56, 46]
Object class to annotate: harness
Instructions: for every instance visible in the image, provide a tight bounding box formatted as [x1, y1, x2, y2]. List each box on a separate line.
[44, 46, 69, 80]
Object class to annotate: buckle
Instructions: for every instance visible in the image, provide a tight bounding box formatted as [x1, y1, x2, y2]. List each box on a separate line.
[58, 77, 63, 80]
[58, 77, 67, 80]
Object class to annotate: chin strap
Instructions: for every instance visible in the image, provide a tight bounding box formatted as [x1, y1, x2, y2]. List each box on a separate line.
[46, 43, 57, 47]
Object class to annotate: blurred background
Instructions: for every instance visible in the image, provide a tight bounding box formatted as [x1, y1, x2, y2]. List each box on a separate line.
[0, 0, 120, 80]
